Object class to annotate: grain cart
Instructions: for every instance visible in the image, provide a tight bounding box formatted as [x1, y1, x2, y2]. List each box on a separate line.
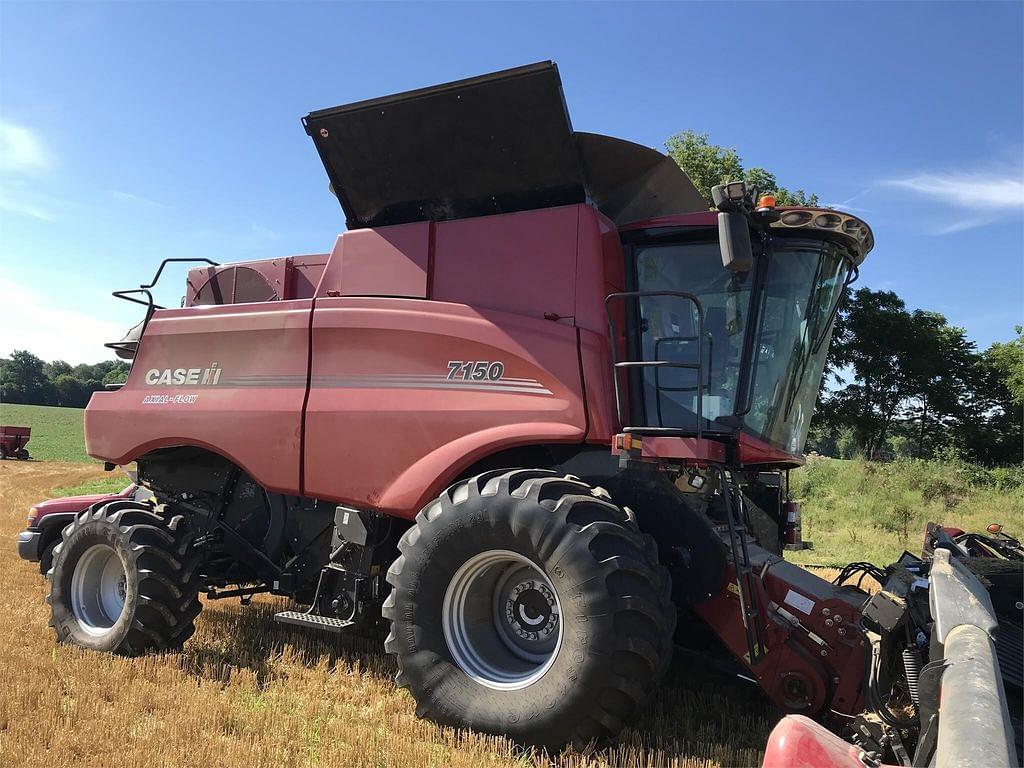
[0, 425, 31, 460]
[45, 63, 1019, 764]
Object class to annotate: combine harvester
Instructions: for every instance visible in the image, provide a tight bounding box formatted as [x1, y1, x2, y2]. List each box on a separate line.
[41, 63, 1020, 766]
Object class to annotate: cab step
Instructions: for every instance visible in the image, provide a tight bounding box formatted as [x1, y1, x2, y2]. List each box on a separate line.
[274, 610, 354, 633]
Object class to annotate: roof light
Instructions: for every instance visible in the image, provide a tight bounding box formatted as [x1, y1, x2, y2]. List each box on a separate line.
[757, 195, 777, 210]
[769, 207, 875, 263]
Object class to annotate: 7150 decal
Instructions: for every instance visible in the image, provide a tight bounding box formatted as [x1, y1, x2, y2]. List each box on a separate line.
[447, 360, 506, 381]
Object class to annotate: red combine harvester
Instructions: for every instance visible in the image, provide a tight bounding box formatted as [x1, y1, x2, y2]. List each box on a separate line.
[0, 426, 31, 460]
[43, 63, 1019, 766]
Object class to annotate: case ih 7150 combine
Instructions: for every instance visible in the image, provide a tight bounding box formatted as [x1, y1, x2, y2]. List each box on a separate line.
[42, 63, 1019, 766]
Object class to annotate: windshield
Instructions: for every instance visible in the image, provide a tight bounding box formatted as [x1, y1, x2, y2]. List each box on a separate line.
[745, 239, 851, 453]
[632, 236, 851, 453]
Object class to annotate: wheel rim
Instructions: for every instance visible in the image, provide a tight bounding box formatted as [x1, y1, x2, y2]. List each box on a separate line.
[70, 544, 127, 635]
[443, 550, 562, 690]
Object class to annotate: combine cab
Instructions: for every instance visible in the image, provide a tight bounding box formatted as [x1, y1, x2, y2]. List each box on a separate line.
[42, 63, 1019, 765]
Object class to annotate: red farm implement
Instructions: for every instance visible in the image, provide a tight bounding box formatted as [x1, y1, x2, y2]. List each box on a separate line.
[0, 426, 31, 460]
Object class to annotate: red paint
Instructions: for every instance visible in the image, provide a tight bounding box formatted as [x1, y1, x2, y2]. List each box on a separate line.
[87, 202, 821, 512]
[432, 205, 580, 323]
[696, 553, 866, 718]
[86, 300, 313, 495]
[31, 485, 135, 523]
[316, 222, 430, 299]
[303, 297, 586, 516]
[739, 431, 806, 468]
[0, 425, 31, 457]
[611, 433, 727, 463]
[762, 715, 898, 768]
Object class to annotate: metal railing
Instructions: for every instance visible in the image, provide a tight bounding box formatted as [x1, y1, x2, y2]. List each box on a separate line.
[604, 290, 707, 439]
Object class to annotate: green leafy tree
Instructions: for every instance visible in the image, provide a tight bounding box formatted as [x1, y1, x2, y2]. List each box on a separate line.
[986, 326, 1024, 405]
[957, 328, 1024, 465]
[664, 130, 819, 207]
[0, 350, 55, 405]
[52, 373, 87, 407]
[821, 289, 978, 459]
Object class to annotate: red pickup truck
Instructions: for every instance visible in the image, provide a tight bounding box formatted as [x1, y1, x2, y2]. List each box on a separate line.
[17, 485, 147, 573]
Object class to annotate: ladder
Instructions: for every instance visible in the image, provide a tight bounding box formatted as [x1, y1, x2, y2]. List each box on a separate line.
[714, 466, 767, 665]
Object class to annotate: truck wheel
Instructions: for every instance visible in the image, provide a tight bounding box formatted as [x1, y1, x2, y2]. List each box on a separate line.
[47, 500, 202, 654]
[382, 469, 675, 749]
[40, 537, 59, 575]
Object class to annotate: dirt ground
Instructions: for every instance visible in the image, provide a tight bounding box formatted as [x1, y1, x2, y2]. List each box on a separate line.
[0, 460, 781, 768]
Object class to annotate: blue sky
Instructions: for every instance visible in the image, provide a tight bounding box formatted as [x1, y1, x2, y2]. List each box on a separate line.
[1, 1, 1021, 362]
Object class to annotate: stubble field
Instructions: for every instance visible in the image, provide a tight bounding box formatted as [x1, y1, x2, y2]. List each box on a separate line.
[0, 459, 781, 768]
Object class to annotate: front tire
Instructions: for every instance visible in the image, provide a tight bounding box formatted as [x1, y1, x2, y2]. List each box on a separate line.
[47, 500, 202, 654]
[382, 469, 675, 749]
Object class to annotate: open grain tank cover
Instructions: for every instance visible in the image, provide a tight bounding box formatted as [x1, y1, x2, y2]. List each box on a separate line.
[303, 61, 707, 229]
[303, 62, 585, 229]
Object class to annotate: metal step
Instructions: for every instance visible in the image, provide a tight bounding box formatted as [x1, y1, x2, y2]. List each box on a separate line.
[274, 610, 354, 634]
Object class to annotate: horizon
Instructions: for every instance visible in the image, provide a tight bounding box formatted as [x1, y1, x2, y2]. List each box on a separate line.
[1, 2, 1022, 364]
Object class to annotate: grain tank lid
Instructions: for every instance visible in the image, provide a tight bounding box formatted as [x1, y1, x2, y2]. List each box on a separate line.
[574, 132, 708, 225]
[303, 61, 586, 229]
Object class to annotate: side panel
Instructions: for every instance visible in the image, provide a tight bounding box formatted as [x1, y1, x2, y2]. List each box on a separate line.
[316, 223, 430, 299]
[432, 205, 579, 320]
[303, 297, 586, 517]
[85, 300, 312, 494]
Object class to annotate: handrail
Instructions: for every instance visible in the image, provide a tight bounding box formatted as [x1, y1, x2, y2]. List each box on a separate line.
[604, 290, 706, 439]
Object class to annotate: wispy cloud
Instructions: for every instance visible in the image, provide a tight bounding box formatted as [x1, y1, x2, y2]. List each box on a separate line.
[109, 189, 169, 209]
[0, 120, 53, 173]
[881, 169, 1024, 234]
[824, 188, 874, 214]
[884, 173, 1024, 211]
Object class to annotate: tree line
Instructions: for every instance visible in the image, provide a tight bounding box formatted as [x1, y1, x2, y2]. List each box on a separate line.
[0, 351, 130, 409]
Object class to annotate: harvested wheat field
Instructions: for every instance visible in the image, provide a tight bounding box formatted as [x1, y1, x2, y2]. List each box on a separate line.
[0, 461, 782, 768]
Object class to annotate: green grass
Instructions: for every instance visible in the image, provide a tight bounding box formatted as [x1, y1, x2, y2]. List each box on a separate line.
[51, 474, 133, 497]
[0, 403, 90, 463]
[786, 457, 1024, 567]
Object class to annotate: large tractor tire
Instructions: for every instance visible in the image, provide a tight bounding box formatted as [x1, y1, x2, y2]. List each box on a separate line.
[47, 500, 202, 654]
[382, 469, 675, 750]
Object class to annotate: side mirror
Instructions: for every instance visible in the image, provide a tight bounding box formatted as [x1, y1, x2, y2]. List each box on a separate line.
[718, 211, 753, 272]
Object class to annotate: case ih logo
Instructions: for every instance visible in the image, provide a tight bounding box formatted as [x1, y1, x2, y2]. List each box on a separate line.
[145, 363, 222, 386]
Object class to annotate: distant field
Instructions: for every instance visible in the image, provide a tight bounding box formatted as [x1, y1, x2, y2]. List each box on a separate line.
[0, 403, 90, 463]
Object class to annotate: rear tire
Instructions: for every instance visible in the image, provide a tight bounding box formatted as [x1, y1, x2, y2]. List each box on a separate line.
[47, 500, 202, 654]
[382, 469, 675, 750]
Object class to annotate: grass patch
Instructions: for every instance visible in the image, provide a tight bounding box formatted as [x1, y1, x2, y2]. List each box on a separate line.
[787, 457, 1024, 567]
[0, 403, 91, 463]
[51, 473, 133, 497]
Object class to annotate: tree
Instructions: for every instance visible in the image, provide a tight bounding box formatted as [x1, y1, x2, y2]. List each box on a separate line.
[957, 328, 1024, 465]
[52, 373, 87, 408]
[986, 326, 1024, 405]
[820, 289, 979, 459]
[664, 130, 819, 207]
[0, 350, 55, 405]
